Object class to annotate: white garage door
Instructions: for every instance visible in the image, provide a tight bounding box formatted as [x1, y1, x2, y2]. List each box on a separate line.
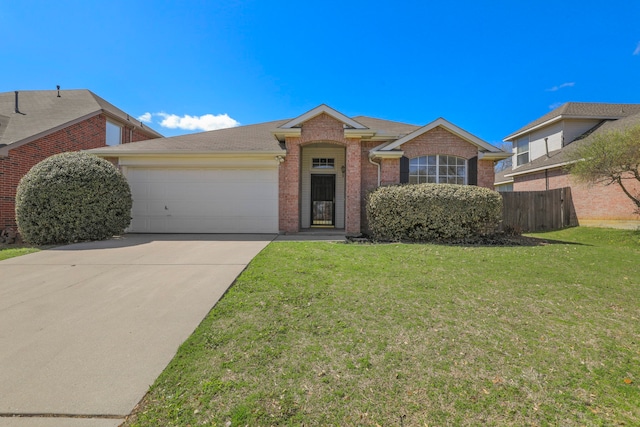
[126, 167, 278, 233]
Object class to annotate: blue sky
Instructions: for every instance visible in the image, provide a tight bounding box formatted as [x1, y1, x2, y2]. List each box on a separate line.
[2, 0, 639, 147]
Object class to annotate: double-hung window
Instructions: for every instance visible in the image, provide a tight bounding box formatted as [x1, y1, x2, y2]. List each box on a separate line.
[516, 136, 530, 166]
[106, 120, 122, 146]
[409, 155, 466, 184]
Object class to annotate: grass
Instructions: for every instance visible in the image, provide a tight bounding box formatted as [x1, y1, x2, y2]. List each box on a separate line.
[0, 246, 40, 261]
[125, 227, 640, 426]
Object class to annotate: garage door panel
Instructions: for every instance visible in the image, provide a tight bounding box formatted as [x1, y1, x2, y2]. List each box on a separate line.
[126, 167, 278, 233]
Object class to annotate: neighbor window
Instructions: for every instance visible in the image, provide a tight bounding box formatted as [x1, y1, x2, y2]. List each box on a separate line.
[409, 155, 466, 185]
[516, 136, 529, 166]
[312, 158, 335, 169]
[106, 120, 122, 146]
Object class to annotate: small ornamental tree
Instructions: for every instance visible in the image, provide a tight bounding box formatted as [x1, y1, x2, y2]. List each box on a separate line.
[568, 124, 640, 213]
[15, 152, 132, 245]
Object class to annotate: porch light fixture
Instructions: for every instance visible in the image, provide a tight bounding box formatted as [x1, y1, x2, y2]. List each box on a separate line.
[341, 165, 346, 174]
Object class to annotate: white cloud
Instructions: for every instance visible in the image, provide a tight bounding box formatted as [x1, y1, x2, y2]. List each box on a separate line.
[549, 102, 564, 110]
[634, 42, 640, 55]
[156, 112, 240, 131]
[546, 82, 575, 92]
[138, 112, 240, 131]
[138, 112, 152, 123]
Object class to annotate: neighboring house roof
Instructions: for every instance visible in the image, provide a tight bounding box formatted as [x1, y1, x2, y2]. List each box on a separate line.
[504, 111, 640, 178]
[505, 102, 640, 141]
[0, 89, 162, 156]
[494, 168, 514, 186]
[90, 105, 508, 160]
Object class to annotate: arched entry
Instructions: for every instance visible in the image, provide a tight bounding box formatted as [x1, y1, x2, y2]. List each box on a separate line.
[300, 143, 346, 229]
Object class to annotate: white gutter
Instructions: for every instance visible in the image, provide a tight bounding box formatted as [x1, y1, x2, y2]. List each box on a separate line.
[368, 156, 381, 187]
[369, 150, 404, 159]
[478, 151, 511, 161]
[504, 160, 577, 178]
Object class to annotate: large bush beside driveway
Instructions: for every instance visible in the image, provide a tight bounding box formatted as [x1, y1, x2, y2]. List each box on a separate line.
[367, 183, 503, 242]
[15, 152, 132, 245]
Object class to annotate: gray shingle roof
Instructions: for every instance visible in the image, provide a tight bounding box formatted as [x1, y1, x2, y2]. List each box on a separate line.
[0, 89, 162, 149]
[504, 111, 640, 177]
[88, 115, 425, 155]
[505, 102, 640, 140]
[90, 119, 289, 153]
[352, 116, 420, 136]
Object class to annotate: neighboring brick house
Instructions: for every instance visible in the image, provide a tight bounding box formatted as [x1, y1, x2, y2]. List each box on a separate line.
[0, 89, 162, 232]
[90, 104, 509, 235]
[495, 102, 640, 228]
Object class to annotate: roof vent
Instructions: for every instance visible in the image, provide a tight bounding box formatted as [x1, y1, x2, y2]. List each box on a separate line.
[57, 85, 61, 98]
[14, 91, 22, 114]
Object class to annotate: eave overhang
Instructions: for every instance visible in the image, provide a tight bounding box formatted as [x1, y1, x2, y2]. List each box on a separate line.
[504, 115, 624, 141]
[369, 150, 405, 160]
[503, 160, 577, 178]
[87, 148, 286, 158]
[479, 151, 512, 161]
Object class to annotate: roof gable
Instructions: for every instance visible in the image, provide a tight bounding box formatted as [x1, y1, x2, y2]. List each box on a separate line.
[505, 110, 640, 177]
[505, 102, 640, 141]
[382, 117, 501, 153]
[279, 104, 368, 130]
[0, 89, 162, 155]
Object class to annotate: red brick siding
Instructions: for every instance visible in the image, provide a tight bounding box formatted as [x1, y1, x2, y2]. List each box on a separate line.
[345, 138, 362, 234]
[513, 168, 640, 221]
[359, 142, 402, 231]
[400, 127, 495, 189]
[278, 120, 498, 234]
[402, 127, 478, 159]
[279, 137, 301, 232]
[478, 159, 496, 188]
[300, 113, 346, 144]
[0, 114, 159, 229]
[381, 158, 400, 186]
[279, 114, 364, 234]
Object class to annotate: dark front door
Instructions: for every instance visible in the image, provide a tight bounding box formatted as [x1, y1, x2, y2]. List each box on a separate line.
[311, 174, 335, 226]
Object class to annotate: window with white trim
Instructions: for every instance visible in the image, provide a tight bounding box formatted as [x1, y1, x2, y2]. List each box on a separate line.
[312, 158, 335, 169]
[106, 120, 122, 146]
[409, 155, 466, 184]
[516, 136, 529, 166]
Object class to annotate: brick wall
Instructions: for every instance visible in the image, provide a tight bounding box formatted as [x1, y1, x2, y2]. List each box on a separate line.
[279, 137, 301, 233]
[513, 168, 640, 222]
[478, 159, 496, 188]
[279, 113, 364, 234]
[300, 113, 346, 143]
[400, 127, 495, 189]
[278, 119, 499, 234]
[402, 127, 478, 159]
[0, 114, 158, 230]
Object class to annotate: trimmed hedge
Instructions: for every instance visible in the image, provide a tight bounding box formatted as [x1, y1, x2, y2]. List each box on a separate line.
[366, 183, 503, 242]
[15, 152, 132, 245]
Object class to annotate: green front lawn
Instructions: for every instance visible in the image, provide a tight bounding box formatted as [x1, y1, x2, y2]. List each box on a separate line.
[0, 246, 40, 261]
[126, 228, 640, 426]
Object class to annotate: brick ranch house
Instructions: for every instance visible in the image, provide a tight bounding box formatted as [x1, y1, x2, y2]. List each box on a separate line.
[90, 104, 509, 235]
[495, 102, 640, 229]
[0, 89, 163, 234]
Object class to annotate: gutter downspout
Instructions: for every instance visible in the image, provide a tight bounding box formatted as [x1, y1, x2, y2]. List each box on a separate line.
[368, 156, 381, 187]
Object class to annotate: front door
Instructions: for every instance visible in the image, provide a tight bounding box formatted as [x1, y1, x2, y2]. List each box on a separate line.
[311, 174, 335, 226]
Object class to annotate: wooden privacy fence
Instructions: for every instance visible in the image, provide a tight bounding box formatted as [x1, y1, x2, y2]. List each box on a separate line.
[501, 187, 578, 232]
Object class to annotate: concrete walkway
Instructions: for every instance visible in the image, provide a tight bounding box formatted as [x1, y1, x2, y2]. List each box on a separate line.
[0, 234, 275, 427]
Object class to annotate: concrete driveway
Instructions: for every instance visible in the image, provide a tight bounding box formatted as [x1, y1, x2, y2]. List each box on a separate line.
[0, 234, 275, 427]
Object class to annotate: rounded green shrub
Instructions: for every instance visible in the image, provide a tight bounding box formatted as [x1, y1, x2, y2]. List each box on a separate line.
[366, 183, 503, 242]
[15, 152, 132, 245]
